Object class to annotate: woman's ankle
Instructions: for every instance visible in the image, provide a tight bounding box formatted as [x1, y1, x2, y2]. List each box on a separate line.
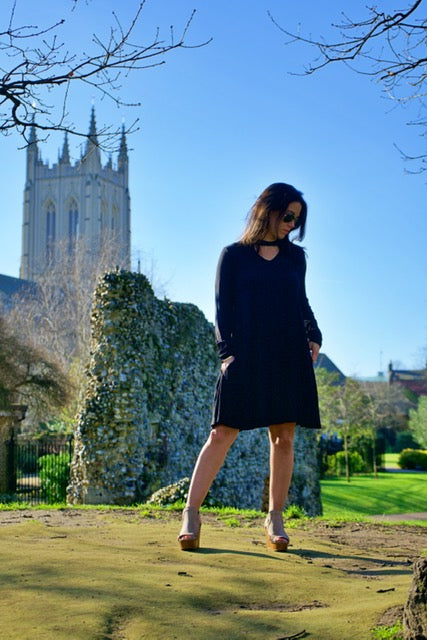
[184, 504, 199, 512]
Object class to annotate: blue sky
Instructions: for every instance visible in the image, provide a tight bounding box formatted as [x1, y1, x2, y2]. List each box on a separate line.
[1, 0, 426, 377]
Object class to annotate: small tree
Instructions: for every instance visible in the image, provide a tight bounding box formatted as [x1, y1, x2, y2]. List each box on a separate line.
[3, 237, 126, 433]
[336, 379, 372, 482]
[361, 381, 415, 476]
[316, 370, 372, 482]
[315, 369, 341, 428]
[409, 396, 427, 447]
[0, 315, 69, 421]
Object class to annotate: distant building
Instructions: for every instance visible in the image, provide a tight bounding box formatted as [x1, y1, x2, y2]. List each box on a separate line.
[314, 353, 346, 384]
[354, 371, 387, 383]
[388, 361, 427, 397]
[0, 274, 35, 303]
[0, 274, 38, 313]
[20, 108, 131, 281]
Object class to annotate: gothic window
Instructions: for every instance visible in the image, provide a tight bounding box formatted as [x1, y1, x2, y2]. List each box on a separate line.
[67, 198, 79, 253]
[101, 200, 107, 231]
[45, 201, 56, 264]
[111, 205, 118, 232]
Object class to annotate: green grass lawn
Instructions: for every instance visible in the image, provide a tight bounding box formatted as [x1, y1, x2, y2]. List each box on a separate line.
[383, 453, 400, 464]
[321, 472, 427, 519]
[2, 468, 426, 527]
[382, 453, 400, 469]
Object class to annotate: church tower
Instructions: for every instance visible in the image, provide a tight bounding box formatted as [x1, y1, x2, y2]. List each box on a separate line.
[20, 108, 131, 280]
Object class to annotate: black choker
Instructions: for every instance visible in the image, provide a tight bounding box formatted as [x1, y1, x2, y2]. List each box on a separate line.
[256, 239, 281, 246]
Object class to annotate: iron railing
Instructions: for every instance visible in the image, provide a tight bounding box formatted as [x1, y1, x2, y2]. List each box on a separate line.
[5, 434, 73, 504]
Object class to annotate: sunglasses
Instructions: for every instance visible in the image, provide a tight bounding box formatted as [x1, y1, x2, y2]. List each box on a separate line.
[280, 211, 300, 225]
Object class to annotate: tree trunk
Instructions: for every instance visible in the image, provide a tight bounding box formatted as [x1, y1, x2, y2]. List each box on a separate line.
[372, 434, 378, 478]
[344, 432, 350, 483]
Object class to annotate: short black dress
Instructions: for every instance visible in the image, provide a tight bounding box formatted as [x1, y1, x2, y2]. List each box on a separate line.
[211, 239, 322, 430]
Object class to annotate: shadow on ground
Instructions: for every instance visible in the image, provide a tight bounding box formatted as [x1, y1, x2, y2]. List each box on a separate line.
[0, 509, 425, 640]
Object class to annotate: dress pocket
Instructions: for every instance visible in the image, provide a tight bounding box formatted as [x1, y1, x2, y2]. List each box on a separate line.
[222, 357, 237, 380]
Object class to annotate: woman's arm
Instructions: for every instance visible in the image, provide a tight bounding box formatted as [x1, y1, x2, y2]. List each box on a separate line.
[308, 341, 320, 363]
[295, 249, 322, 351]
[215, 246, 235, 360]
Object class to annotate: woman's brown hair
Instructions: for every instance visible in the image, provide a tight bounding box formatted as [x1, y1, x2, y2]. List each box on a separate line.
[240, 182, 307, 245]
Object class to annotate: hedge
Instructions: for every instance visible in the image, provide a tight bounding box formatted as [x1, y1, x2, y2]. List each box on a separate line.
[398, 448, 427, 471]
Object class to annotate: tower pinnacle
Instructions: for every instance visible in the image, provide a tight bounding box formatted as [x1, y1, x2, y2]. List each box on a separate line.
[28, 115, 37, 146]
[60, 132, 71, 165]
[118, 124, 128, 170]
[83, 106, 100, 163]
[27, 114, 39, 155]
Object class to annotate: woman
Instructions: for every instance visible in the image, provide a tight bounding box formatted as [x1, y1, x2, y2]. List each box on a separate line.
[178, 182, 322, 551]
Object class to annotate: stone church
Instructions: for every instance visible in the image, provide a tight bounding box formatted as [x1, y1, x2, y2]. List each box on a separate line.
[19, 107, 131, 283]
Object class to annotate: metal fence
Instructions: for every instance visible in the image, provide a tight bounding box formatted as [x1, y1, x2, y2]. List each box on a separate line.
[5, 434, 73, 505]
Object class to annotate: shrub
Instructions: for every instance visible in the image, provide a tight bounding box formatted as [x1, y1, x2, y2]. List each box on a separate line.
[284, 504, 306, 519]
[0, 493, 18, 504]
[38, 453, 70, 503]
[398, 448, 427, 471]
[326, 450, 366, 476]
[147, 476, 231, 508]
[147, 477, 190, 506]
[371, 620, 403, 639]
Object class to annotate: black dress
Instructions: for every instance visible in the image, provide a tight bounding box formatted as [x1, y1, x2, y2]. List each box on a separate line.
[211, 239, 322, 430]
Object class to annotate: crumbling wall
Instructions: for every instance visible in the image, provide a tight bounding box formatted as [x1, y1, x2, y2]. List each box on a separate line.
[67, 270, 322, 515]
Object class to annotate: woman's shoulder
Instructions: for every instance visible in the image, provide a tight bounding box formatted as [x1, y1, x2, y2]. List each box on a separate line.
[285, 242, 307, 272]
[220, 242, 250, 258]
[287, 242, 306, 260]
[224, 241, 247, 251]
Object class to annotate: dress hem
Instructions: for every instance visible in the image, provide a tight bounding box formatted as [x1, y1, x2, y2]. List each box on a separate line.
[211, 420, 321, 431]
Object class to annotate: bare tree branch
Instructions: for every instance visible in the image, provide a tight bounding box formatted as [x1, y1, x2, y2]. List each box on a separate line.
[0, 1, 210, 150]
[269, 1, 427, 170]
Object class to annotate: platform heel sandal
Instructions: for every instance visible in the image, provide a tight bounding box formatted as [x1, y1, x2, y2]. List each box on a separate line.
[264, 510, 289, 552]
[178, 506, 201, 551]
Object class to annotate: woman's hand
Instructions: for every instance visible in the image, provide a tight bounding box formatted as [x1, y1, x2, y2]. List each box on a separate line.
[309, 342, 320, 364]
[221, 355, 235, 373]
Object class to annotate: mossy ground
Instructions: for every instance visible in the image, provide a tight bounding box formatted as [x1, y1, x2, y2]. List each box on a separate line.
[0, 509, 425, 640]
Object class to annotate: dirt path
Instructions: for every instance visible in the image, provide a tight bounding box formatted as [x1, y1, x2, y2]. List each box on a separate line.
[372, 512, 427, 521]
[0, 509, 425, 640]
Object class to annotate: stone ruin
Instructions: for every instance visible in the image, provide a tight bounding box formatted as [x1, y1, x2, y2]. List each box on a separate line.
[403, 556, 427, 640]
[67, 269, 322, 515]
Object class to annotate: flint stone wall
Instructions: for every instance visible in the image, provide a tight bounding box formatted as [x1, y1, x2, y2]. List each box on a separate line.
[67, 270, 322, 515]
[403, 556, 427, 640]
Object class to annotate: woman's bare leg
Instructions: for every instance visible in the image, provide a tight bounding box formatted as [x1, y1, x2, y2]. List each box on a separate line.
[268, 422, 296, 511]
[178, 425, 238, 546]
[264, 422, 296, 550]
[186, 425, 239, 510]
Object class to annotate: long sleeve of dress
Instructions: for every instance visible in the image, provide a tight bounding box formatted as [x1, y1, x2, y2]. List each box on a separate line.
[295, 250, 322, 347]
[215, 246, 235, 360]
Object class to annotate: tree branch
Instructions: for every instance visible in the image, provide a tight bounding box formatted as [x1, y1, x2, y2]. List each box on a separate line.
[0, 2, 211, 150]
[269, 1, 427, 168]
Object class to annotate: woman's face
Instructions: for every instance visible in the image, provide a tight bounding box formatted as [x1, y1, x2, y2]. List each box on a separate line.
[265, 201, 302, 241]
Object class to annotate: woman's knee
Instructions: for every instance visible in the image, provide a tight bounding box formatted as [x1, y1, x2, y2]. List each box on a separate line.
[269, 423, 296, 451]
[209, 425, 238, 448]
